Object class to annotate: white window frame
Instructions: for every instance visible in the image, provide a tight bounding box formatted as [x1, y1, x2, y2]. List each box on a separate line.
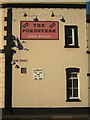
[69, 72, 80, 100]
[69, 28, 75, 46]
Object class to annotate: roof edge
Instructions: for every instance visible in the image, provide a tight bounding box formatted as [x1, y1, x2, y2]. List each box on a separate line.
[0, 3, 86, 8]
[0, 2, 86, 4]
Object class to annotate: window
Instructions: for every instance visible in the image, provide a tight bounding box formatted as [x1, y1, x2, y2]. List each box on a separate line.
[21, 68, 27, 74]
[65, 26, 79, 48]
[66, 68, 81, 102]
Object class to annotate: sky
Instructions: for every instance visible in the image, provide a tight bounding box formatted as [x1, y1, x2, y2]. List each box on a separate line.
[87, 1, 90, 14]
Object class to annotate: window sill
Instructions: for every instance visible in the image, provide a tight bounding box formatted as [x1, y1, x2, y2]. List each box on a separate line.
[66, 99, 81, 102]
[64, 46, 79, 48]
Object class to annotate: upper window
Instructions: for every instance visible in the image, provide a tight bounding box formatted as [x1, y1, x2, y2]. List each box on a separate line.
[65, 26, 79, 48]
[66, 67, 81, 102]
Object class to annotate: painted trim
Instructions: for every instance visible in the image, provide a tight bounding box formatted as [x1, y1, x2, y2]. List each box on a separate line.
[0, 4, 86, 8]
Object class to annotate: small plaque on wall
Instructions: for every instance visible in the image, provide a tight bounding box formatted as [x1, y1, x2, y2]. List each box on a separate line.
[33, 68, 44, 80]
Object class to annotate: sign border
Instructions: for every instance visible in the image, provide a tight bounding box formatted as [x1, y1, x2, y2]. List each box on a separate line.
[20, 21, 59, 40]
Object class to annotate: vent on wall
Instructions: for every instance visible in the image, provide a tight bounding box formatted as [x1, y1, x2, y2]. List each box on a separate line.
[21, 68, 27, 74]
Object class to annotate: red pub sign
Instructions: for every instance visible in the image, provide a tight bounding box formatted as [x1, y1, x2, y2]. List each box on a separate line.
[20, 21, 59, 40]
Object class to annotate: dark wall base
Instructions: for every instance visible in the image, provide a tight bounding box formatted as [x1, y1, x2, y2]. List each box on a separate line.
[2, 107, 90, 119]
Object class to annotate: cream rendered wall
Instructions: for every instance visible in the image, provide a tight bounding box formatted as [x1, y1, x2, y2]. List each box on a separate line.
[0, 9, 5, 108]
[12, 8, 88, 108]
[0, 54, 5, 108]
[87, 23, 90, 107]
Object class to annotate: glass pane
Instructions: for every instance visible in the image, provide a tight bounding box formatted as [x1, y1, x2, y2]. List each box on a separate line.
[68, 37, 72, 44]
[68, 89, 72, 97]
[68, 29, 72, 44]
[69, 29, 72, 36]
[73, 89, 78, 97]
[68, 80, 72, 87]
[73, 79, 78, 87]
[72, 74, 77, 77]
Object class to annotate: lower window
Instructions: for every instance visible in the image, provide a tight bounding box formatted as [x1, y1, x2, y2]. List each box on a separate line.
[66, 68, 81, 102]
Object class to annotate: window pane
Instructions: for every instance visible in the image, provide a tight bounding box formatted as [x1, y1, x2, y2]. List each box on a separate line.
[71, 74, 77, 77]
[73, 79, 78, 87]
[68, 80, 72, 87]
[68, 37, 72, 44]
[68, 89, 72, 97]
[73, 89, 78, 97]
[68, 28, 72, 44]
[69, 29, 72, 36]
